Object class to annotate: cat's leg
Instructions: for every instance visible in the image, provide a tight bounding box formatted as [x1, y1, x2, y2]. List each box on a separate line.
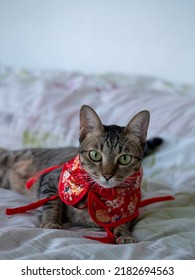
[113, 222, 137, 244]
[0, 150, 36, 194]
[41, 198, 64, 229]
[39, 170, 64, 229]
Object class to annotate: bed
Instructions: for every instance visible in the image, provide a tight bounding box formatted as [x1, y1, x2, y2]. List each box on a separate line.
[0, 65, 195, 260]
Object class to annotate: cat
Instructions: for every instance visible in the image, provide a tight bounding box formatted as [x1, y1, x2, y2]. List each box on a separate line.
[0, 105, 163, 244]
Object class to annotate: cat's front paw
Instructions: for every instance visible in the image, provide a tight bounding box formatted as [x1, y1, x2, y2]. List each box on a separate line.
[113, 224, 137, 244]
[41, 222, 63, 230]
[114, 235, 137, 244]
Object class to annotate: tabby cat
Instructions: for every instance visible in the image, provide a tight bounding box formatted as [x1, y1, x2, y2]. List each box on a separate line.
[0, 105, 162, 244]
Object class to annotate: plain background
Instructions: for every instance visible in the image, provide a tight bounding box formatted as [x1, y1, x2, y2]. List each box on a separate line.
[0, 0, 195, 84]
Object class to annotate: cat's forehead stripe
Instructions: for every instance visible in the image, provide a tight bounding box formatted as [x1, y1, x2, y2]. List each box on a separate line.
[102, 125, 124, 151]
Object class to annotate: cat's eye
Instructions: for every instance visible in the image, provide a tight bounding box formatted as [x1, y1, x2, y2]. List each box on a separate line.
[89, 150, 102, 162]
[118, 154, 132, 165]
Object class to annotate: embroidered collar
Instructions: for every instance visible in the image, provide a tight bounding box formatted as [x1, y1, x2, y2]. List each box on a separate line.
[6, 154, 174, 244]
[58, 155, 143, 228]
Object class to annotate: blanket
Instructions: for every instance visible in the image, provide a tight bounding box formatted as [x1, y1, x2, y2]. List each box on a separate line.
[0, 66, 195, 259]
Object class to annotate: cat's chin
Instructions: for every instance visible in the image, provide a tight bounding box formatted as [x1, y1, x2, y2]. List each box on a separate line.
[97, 180, 120, 189]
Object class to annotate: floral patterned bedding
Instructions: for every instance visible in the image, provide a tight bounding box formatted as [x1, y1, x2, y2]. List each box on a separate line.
[0, 65, 195, 259]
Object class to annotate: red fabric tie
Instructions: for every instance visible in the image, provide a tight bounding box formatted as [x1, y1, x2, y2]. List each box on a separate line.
[6, 155, 174, 244]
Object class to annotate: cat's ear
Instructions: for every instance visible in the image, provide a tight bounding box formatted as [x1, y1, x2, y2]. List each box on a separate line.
[80, 105, 104, 141]
[124, 110, 150, 141]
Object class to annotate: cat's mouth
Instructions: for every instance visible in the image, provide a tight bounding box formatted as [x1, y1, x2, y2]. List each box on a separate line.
[96, 178, 121, 189]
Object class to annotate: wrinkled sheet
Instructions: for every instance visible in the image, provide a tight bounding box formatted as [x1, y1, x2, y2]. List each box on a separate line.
[0, 66, 195, 259]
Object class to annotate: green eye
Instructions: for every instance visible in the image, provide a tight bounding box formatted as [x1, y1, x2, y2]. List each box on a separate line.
[89, 150, 102, 162]
[118, 154, 132, 165]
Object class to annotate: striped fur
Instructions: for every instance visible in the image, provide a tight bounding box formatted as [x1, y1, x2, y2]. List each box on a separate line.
[0, 105, 163, 243]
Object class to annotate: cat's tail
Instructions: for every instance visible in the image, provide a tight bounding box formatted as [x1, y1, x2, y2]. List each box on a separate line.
[144, 137, 163, 157]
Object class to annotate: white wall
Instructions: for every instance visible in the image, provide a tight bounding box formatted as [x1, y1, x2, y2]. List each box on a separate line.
[0, 0, 195, 84]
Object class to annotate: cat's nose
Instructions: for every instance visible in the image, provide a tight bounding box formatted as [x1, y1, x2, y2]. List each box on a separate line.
[102, 173, 113, 181]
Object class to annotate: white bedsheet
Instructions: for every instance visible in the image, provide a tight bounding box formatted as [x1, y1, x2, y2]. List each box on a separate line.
[0, 66, 195, 259]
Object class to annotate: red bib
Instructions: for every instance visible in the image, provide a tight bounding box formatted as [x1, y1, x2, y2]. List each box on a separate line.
[58, 155, 142, 228]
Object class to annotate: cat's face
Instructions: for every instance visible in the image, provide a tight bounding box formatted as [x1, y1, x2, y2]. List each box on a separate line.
[79, 105, 150, 189]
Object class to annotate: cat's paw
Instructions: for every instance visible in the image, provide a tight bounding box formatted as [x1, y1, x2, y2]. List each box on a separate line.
[113, 224, 137, 244]
[114, 235, 137, 244]
[41, 222, 63, 230]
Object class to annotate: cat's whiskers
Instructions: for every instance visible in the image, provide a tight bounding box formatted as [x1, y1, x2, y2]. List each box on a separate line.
[73, 173, 98, 187]
[121, 177, 138, 189]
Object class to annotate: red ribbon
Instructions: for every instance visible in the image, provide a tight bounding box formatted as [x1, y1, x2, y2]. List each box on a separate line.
[6, 195, 59, 215]
[5, 156, 175, 244]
